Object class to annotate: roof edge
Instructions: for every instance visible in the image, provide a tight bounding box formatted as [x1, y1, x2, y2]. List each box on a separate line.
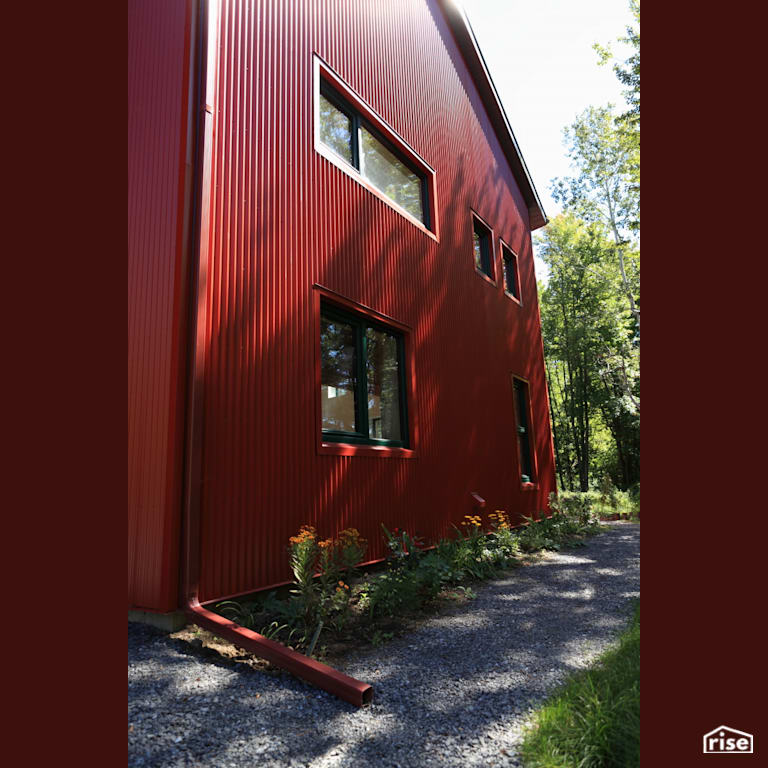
[435, 0, 548, 230]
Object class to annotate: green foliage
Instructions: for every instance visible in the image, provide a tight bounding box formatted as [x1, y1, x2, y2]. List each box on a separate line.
[247, 525, 369, 653]
[214, 508, 607, 654]
[542, 4, 640, 495]
[552, 106, 638, 243]
[517, 516, 560, 553]
[550, 491, 601, 526]
[520, 603, 640, 768]
[369, 629, 394, 648]
[215, 599, 259, 629]
[594, 1, 640, 138]
[360, 515, 521, 619]
[538, 215, 638, 491]
[516, 496, 605, 554]
[358, 567, 426, 618]
[359, 524, 454, 618]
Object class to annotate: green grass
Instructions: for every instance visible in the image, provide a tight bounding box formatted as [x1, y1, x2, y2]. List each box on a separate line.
[520, 602, 640, 768]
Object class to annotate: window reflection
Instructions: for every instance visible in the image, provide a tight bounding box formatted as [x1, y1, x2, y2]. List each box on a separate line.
[320, 317, 357, 432]
[319, 94, 353, 165]
[360, 126, 423, 222]
[366, 328, 401, 441]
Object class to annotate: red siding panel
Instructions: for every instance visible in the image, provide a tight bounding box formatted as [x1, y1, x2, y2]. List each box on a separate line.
[128, 0, 193, 611]
[195, 0, 557, 604]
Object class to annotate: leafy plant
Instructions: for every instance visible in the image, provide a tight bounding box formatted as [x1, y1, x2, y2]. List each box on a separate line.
[369, 629, 394, 648]
[215, 599, 258, 629]
[288, 525, 320, 627]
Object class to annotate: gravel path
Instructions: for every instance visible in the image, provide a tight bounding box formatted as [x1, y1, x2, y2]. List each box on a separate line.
[129, 522, 639, 767]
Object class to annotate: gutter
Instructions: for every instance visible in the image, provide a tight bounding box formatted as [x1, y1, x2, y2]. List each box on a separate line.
[179, 0, 372, 708]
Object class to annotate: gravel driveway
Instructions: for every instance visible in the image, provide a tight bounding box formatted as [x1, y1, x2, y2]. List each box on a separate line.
[129, 522, 639, 767]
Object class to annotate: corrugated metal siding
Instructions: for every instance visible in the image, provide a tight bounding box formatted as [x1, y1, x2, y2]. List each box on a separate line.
[197, 0, 556, 602]
[127, 0, 192, 611]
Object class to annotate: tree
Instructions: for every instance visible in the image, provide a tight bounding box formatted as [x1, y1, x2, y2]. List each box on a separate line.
[552, 106, 639, 333]
[594, 0, 640, 128]
[541, 0, 640, 491]
[538, 215, 639, 491]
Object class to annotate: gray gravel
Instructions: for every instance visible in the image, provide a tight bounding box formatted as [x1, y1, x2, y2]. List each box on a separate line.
[129, 522, 639, 767]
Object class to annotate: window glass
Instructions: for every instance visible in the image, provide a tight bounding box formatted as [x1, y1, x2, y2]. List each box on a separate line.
[320, 302, 408, 447]
[473, 221, 492, 278]
[514, 379, 534, 482]
[503, 249, 519, 299]
[319, 93, 353, 165]
[366, 328, 402, 441]
[359, 126, 423, 222]
[320, 316, 358, 432]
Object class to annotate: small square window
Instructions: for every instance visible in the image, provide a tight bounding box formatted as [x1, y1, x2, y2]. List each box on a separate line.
[472, 217, 494, 280]
[502, 245, 521, 302]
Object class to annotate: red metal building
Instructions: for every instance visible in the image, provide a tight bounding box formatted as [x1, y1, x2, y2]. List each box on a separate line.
[129, 0, 555, 619]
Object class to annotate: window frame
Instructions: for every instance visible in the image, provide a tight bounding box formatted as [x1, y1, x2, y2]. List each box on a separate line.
[314, 286, 416, 459]
[511, 375, 538, 488]
[313, 55, 439, 241]
[471, 211, 496, 285]
[500, 240, 522, 304]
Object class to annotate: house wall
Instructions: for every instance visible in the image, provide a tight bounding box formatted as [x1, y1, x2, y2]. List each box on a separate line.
[128, 0, 194, 612]
[196, 0, 557, 603]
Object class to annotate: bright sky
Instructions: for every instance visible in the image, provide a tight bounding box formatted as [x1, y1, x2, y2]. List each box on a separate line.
[460, 0, 634, 279]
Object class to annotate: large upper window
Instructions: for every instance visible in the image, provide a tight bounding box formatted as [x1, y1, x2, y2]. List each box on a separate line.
[513, 378, 535, 484]
[314, 59, 435, 233]
[321, 303, 408, 447]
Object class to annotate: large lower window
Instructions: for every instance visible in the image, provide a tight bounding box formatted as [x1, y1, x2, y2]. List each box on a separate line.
[321, 303, 408, 447]
[513, 377, 534, 483]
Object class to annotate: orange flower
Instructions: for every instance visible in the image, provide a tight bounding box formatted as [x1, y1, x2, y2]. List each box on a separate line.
[289, 525, 317, 546]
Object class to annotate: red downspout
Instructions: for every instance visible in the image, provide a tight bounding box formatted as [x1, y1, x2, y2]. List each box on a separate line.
[179, 0, 372, 708]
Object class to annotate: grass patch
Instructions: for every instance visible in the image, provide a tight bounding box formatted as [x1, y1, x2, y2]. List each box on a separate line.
[520, 601, 640, 768]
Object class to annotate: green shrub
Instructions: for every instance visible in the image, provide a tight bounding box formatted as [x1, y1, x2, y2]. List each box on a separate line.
[358, 567, 425, 618]
[551, 484, 640, 522]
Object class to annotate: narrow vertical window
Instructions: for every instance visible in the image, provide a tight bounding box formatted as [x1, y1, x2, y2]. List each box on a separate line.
[320, 302, 408, 447]
[502, 245, 521, 301]
[472, 216, 494, 280]
[513, 378, 534, 483]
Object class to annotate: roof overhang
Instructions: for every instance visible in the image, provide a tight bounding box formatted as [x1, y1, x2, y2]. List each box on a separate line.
[436, 0, 548, 230]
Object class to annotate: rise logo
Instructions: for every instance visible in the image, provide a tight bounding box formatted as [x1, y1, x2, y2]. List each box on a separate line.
[703, 726, 754, 754]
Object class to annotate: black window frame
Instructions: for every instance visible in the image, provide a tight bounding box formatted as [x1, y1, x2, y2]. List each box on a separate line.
[513, 377, 535, 484]
[320, 301, 410, 448]
[472, 215, 494, 281]
[319, 80, 431, 230]
[502, 244, 521, 302]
